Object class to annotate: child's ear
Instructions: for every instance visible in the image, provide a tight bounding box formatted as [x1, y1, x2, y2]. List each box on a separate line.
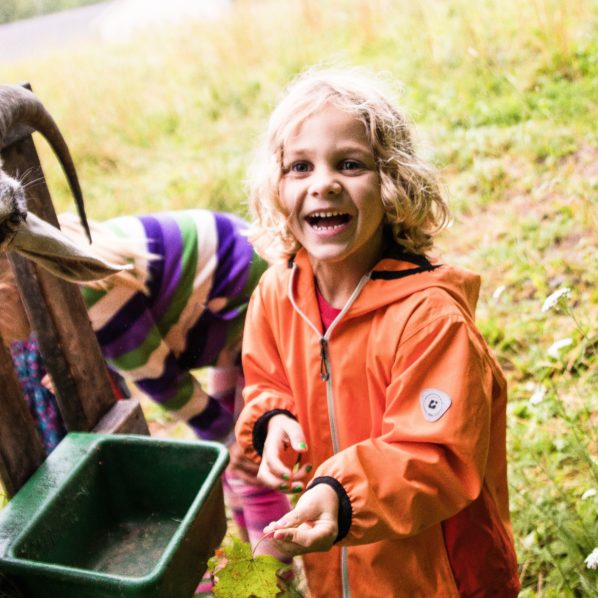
[9, 212, 131, 283]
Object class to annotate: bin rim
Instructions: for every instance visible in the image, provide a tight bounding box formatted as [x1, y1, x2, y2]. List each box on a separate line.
[2, 432, 229, 588]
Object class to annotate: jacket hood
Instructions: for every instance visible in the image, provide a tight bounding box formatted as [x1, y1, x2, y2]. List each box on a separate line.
[289, 244, 481, 324]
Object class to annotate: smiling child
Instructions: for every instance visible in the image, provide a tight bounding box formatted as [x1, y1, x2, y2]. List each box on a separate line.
[235, 67, 520, 597]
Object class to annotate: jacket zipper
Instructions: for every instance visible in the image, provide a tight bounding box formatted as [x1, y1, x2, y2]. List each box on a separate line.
[288, 267, 371, 598]
[320, 338, 330, 382]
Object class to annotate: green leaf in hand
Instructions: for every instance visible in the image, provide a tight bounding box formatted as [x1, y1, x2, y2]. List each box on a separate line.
[208, 536, 291, 598]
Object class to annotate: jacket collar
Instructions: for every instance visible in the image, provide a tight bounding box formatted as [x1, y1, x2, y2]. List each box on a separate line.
[284, 242, 480, 324]
[286, 241, 439, 277]
[285, 242, 441, 324]
[371, 243, 440, 280]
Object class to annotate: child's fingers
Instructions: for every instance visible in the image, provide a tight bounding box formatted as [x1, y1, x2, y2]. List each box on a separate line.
[260, 417, 309, 491]
[40, 373, 55, 394]
[259, 462, 305, 494]
[270, 534, 312, 556]
[260, 448, 312, 491]
[273, 460, 310, 493]
[227, 457, 261, 485]
[228, 443, 259, 472]
[262, 445, 300, 479]
[257, 465, 287, 490]
[263, 510, 304, 534]
[263, 450, 294, 478]
[286, 428, 308, 454]
[258, 455, 296, 491]
[269, 521, 336, 556]
[290, 461, 313, 481]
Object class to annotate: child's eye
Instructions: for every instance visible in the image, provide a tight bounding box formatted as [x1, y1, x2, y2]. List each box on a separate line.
[339, 159, 362, 171]
[290, 161, 311, 173]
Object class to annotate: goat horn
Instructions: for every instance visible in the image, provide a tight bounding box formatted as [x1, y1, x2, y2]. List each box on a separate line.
[0, 84, 91, 243]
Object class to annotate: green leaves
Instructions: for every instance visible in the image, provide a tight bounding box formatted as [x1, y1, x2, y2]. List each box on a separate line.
[208, 536, 292, 598]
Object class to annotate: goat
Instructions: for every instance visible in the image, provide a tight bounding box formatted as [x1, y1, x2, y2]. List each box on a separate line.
[0, 84, 127, 281]
[0, 84, 90, 244]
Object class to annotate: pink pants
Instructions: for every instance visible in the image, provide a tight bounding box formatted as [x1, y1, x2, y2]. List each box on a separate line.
[222, 470, 292, 562]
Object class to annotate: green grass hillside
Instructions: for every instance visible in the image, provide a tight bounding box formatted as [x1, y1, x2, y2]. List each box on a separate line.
[1, 0, 596, 595]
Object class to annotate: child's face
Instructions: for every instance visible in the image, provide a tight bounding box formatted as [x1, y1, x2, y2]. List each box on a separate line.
[279, 105, 385, 276]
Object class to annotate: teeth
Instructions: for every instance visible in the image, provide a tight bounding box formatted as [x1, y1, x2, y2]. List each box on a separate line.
[313, 223, 345, 231]
[310, 211, 345, 218]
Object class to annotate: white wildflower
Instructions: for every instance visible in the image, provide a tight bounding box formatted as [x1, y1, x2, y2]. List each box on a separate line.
[581, 488, 597, 500]
[553, 437, 565, 451]
[522, 531, 536, 549]
[547, 338, 573, 359]
[585, 548, 598, 570]
[530, 385, 547, 405]
[541, 287, 571, 313]
[492, 285, 506, 300]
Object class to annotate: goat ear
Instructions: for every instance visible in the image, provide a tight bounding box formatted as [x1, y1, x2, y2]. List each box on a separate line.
[9, 212, 131, 282]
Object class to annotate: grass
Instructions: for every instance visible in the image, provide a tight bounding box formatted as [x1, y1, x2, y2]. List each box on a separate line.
[0, 0, 596, 594]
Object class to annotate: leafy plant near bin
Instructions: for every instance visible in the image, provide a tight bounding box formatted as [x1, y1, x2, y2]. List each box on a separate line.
[207, 536, 302, 598]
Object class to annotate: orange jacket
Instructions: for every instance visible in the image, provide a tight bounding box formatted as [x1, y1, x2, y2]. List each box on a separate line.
[236, 246, 520, 598]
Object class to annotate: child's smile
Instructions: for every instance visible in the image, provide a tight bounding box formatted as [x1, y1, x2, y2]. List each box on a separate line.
[279, 105, 385, 283]
[305, 210, 352, 233]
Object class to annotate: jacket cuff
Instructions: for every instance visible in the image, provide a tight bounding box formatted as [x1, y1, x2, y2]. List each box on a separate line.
[308, 476, 352, 543]
[252, 409, 296, 456]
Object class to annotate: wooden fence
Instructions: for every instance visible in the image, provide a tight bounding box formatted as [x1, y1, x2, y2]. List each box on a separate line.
[0, 93, 149, 500]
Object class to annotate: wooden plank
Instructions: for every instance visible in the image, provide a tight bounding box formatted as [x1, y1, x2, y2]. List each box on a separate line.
[1, 132, 117, 431]
[93, 399, 150, 435]
[9, 253, 88, 431]
[0, 337, 45, 498]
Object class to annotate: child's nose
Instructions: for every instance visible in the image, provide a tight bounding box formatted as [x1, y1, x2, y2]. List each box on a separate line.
[309, 168, 341, 198]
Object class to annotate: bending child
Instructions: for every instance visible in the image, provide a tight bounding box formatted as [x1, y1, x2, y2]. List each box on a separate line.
[59, 209, 293, 560]
[235, 68, 520, 597]
[1, 210, 291, 560]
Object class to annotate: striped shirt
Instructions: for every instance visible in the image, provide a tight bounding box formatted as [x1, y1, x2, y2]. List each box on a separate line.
[80, 210, 267, 423]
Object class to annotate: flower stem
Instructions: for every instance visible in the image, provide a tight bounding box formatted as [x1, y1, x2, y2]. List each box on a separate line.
[252, 530, 275, 558]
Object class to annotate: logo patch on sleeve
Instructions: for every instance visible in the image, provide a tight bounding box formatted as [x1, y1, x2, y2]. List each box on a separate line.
[420, 389, 452, 422]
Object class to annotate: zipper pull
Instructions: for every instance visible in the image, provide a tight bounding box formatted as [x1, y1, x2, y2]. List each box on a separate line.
[320, 338, 330, 381]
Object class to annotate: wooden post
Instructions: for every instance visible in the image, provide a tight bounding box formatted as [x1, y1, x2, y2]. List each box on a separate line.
[0, 85, 148, 597]
[0, 338, 45, 498]
[2, 133, 117, 430]
[0, 85, 149, 482]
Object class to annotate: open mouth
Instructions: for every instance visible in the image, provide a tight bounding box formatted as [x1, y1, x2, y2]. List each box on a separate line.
[306, 211, 352, 231]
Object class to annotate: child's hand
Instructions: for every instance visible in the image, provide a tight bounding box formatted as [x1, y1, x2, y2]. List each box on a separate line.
[41, 373, 56, 395]
[259, 414, 311, 493]
[227, 441, 261, 485]
[263, 483, 339, 556]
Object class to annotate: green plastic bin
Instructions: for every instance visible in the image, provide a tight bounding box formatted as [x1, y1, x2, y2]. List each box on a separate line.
[0, 433, 228, 598]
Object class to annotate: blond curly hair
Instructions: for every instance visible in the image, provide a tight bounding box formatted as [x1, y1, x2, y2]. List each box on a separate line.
[247, 66, 449, 262]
